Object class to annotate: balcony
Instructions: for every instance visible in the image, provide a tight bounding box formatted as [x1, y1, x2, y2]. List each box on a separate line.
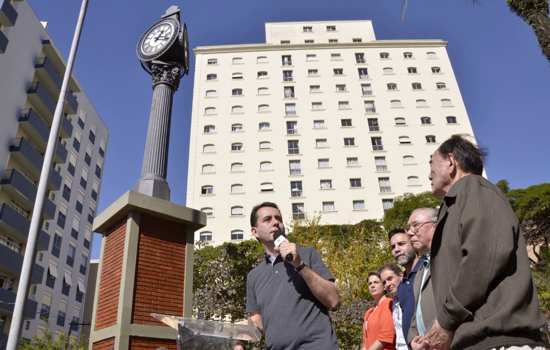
[18, 109, 70, 162]
[65, 91, 78, 114]
[0, 203, 51, 250]
[0, 0, 17, 27]
[0, 170, 56, 219]
[0, 29, 7, 53]
[9, 138, 62, 190]
[0, 288, 38, 319]
[34, 56, 62, 91]
[0, 244, 44, 283]
[27, 82, 56, 118]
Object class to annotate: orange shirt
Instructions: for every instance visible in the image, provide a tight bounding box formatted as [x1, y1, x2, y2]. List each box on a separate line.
[362, 296, 396, 350]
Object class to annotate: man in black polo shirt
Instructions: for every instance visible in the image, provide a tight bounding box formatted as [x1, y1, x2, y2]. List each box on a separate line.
[246, 202, 340, 350]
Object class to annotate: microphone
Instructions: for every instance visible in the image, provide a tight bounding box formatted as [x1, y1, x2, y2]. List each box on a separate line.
[273, 228, 293, 262]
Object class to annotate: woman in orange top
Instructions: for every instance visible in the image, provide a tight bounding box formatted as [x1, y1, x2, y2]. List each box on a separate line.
[362, 272, 396, 350]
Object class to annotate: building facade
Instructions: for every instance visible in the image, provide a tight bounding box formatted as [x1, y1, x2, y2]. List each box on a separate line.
[0, 0, 108, 345]
[187, 20, 476, 245]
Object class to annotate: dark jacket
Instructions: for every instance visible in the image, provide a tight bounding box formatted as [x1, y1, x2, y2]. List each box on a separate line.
[407, 256, 437, 345]
[430, 175, 545, 350]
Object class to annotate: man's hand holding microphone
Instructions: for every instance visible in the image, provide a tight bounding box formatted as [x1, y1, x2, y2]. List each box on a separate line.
[273, 228, 303, 269]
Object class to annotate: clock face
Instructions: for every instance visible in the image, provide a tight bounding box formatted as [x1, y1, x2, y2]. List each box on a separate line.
[138, 19, 179, 60]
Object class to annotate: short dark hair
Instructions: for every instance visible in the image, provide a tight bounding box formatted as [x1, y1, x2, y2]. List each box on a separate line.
[378, 263, 402, 276]
[437, 135, 485, 175]
[387, 227, 406, 241]
[367, 271, 381, 280]
[250, 202, 280, 227]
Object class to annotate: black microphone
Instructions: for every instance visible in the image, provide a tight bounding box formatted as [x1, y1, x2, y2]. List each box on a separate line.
[273, 228, 293, 262]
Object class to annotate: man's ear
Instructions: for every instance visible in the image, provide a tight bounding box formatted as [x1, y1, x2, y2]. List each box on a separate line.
[250, 226, 258, 239]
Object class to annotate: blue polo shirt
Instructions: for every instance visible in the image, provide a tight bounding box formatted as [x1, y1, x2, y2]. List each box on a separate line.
[396, 256, 425, 339]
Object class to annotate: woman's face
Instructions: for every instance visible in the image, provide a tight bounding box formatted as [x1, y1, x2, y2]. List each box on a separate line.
[367, 275, 384, 299]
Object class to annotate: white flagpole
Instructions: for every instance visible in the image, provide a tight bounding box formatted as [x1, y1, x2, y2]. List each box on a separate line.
[6, 0, 89, 348]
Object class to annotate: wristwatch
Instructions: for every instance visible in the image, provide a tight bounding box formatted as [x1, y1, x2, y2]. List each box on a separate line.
[295, 262, 307, 272]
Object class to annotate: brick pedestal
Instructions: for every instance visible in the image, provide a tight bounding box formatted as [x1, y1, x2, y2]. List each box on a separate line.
[89, 191, 205, 349]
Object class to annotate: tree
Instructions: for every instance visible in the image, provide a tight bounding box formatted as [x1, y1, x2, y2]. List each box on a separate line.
[382, 192, 440, 231]
[496, 179, 511, 193]
[17, 330, 86, 350]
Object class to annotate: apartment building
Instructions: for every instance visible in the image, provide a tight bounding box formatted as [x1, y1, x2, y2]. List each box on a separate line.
[187, 20, 476, 245]
[0, 1, 108, 345]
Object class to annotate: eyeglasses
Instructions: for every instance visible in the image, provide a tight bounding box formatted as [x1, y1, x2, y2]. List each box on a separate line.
[405, 220, 435, 233]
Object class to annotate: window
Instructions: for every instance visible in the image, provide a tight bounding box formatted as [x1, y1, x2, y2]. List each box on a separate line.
[333, 68, 343, 76]
[76, 284, 84, 302]
[426, 135, 437, 143]
[231, 142, 243, 151]
[72, 133, 80, 152]
[67, 245, 76, 267]
[40, 296, 51, 321]
[412, 82, 423, 90]
[62, 184, 71, 201]
[380, 52, 389, 59]
[258, 87, 269, 95]
[306, 54, 317, 61]
[307, 68, 319, 76]
[399, 136, 412, 145]
[282, 55, 292, 66]
[57, 209, 66, 229]
[57, 310, 66, 327]
[201, 164, 215, 174]
[259, 141, 272, 150]
[75, 196, 83, 214]
[364, 100, 376, 113]
[232, 57, 243, 64]
[231, 162, 244, 172]
[350, 178, 362, 188]
[371, 137, 383, 151]
[446, 116, 457, 124]
[89, 129, 96, 144]
[204, 107, 216, 115]
[309, 85, 321, 93]
[283, 70, 293, 81]
[290, 181, 303, 197]
[95, 165, 102, 179]
[289, 160, 301, 175]
[326, 25, 336, 31]
[382, 67, 393, 74]
[441, 98, 452, 107]
[403, 155, 416, 165]
[231, 184, 244, 194]
[346, 157, 359, 167]
[367, 118, 380, 132]
[358, 68, 369, 79]
[431, 66, 441, 74]
[387, 83, 397, 91]
[231, 230, 244, 240]
[378, 177, 392, 193]
[259, 122, 271, 131]
[318, 158, 330, 168]
[258, 104, 270, 112]
[205, 89, 217, 97]
[287, 140, 299, 154]
[403, 52, 413, 59]
[201, 185, 213, 195]
[62, 274, 71, 296]
[320, 179, 333, 190]
[207, 58, 218, 65]
[382, 198, 394, 211]
[344, 137, 355, 146]
[232, 88, 243, 96]
[231, 206, 244, 216]
[313, 120, 325, 129]
[231, 105, 243, 113]
[353, 200, 365, 210]
[330, 52, 342, 60]
[284, 86, 295, 98]
[375, 156, 387, 171]
[407, 176, 421, 186]
[338, 101, 350, 109]
[77, 116, 85, 129]
[352, 38, 362, 43]
[312, 102, 323, 110]
[68, 154, 76, 176]
[390, 99, 402, 108]
[322, 201, 335, 212]
[303, 26, 312, 32]
[292, 203, 305, 220]
[285, 103, 296, 115]
[361, 83, 373, 96]
[199, 231, 212, 242]
[203, 144, 215, 153]
[426, 51, 438, 59]
[257, 56, 268, 63]
[416, 99, 428, 107]
[71, 218, 79, 239]
[355, 53, 366, 63]
[421, 116, 432, 125]
[203, 125, 216, 134]
[231, 123, 243, 133]
[286, 121, 298, 134]
[407, 67, 417, 74]
[328, 39, 338, 43]
[315, 138, 328, 148]
[257, 71, 268, 79]
[46, 264, 56, 288]
[436, 82, 447, 90]
[341, 118, 352, 127]
[206, 73, 217, 80]
[84, 152, 91, 166]
[259, 161, 273, 171]
[231, 72, 243, 80]
[201, 207, 214, 217]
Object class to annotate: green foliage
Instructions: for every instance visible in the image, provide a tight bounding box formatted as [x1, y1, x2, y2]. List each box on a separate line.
[17, 330, 85, 350]
[496, 179, 510, 194]
[382, 192, 440, 231]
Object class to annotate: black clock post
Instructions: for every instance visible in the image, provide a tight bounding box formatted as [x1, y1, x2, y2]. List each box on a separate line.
[89, 6, 205, 350]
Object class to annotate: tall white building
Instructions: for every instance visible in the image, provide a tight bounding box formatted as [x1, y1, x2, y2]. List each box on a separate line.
[0, 1, 108, 345]
[187, 20, 476, 245]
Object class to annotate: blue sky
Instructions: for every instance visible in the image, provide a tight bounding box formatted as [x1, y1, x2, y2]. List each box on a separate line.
[28, 0, 550, 259]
